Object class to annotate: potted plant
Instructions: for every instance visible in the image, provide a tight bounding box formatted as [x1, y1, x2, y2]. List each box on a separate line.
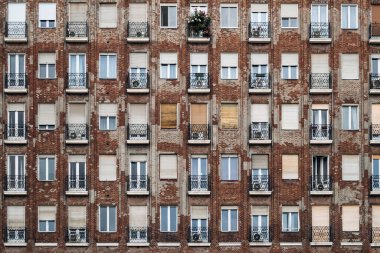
[187, 10, 211, 38]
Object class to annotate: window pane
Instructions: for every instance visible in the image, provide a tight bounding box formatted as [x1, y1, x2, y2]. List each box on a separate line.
[230, 157, 238, 180]
[100, 117, 107, 130]
[40, 64, 46, 78]
[170, 206, 177, 232]
[39, 221, 46, 231]
[282, 66, 288, 79]
[109, 207, 116, 231]
[109, 55, 116, 78]
[350, 6, 357, 28]
[221, 8, 228, 27]
[282, 213, 288, 231]
[48, 158, 55, 180]
[290, 18, 298, 27]
[161, 6, 168, 26]
[168, 7, 177, 27]
[48, 64, 55, 78]
[100, 56, 107, 78]
[291, 212, 298, 231]
[230, 7, 237, 27]
[342, 107, 349, 129]
[342, 7, 348, 28]
[351, 107, 358, 129]
[291, 66, 297, 79]
[48, 220, 55, 231]
[221, 210, 228, 231]
[230, 210, 237, 231]
[282, 18, 289, 27]
[109, 117, 116, 130]
[169, 64, 176, 78]
[221, 158, 228, 180]
[39, 158, 46, 180]
[161, 64, 168, 78]
[230, 67, 237, 79]
[221, 67, 228, 79]
[161, 207, 168, 231]
[100, 207, 107, 231]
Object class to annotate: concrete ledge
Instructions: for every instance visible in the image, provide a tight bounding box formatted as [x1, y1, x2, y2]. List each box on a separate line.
[65, 140, 88, 145]
[188, 242, 211, 247]
[127, 37, 149, 43]
[248, 38, 271, 43]
[96, 243, 119, 247]
[35, 243, 58, 247]
[65, 37, 88, 42]
[4, 191, 27, 195]
[126, 190, 149, 195]
[369, 38, 380, 44]
[310, 242, 333, 246]
[157, 242, 180, 247]
[4, 88, 28, 93]
[4, 37, 28, 43]
[248, 89, 271, 94]
[65, 242, 89, 247]
[370, 190, 380, 195]
[370, 89, 380, 94]
[249, 242, 272, 246]
[249, 140, 272, 145]
[65, 88, 88, 94]
[310, 140, 333, 144]
[4, 140, 27, 144]
[188, 89, 210, 94]
[126, 140, 149, 145]
[218, 242, 241, 247]
[249, 190, 272, 196]
[65, 191, 88, 196]
[188, 190, 211, 196]
[309, 89, 332, 94]
[4, 242, 27, 247]
[371, 242, 380, 247]
[280, 242, 303, 246]
[310, 191, 333, 195]
[309, 38, 332, 43]
[188, 140, 211, 145]
[341, 242, 363, 246]
[370, 140, 380, 145]
[187, 37, 211, 43]
[126, 89, 149, 94]
[127, 242, 150, 247]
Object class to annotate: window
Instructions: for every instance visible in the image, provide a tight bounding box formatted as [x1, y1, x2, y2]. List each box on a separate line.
[342, 5, 358, 29]
[99, 104, 117, 131]
[342, 155, 360, 181]
[221, 104, 238, 129]
[38, 206, 56, 232]
[311, 4, 328, 24]
[191, 206, 208, 237]
[311, 54, 329, 74]
[7, 206, 25, 230]
[161, 5, 177, 28]
[373, 156, 380, 183]
[373, 206, 380, 231]
[282, 155, 298, 179]
[129, 206, 147, 231]
[251, 53, 268, 75]
[281, 104, 299, 130]
[160, 154, 177, 179]
[38, 156, 55, 181]
[7, 155, 25, 180]
[281, 4, 298, 28]
[99, 54, 117, 79]
[38, 53, 56, 79]
[221, 207, 238, 232]
[68, 155, 86, 190]
[68, 206, 86, 230]
[251, 206, 269, 235]
[99, 4, 117, 28]
[282, 207, 299, 232]
[190, 53, 208, 74]
[99, 206, 116, 232]
[342, 105, 359, 130]
[312, 206, 329, 236]
[129, 53, 148, 84]
[160, 206, 177, 232]
[281, 53, 298, 79]
[220, 5, 238, 28]
[160, 53, 177, 79]
[129, 4, 147, 23]
[39, 3, 56, 28]
[251, 104, 269, 123]
[161, 104, 177, 129]
[38, 104, 56, 130]
[190, 4, 207, 14]
[8, 3, 26, 24]
[341, 54, 359, 80]
[342, 206, 359, 231]
[221, 156, 238, 180]
[221, 53, 238, 79]
[68, 3, 87, 22]
[99, 155, 117, 181]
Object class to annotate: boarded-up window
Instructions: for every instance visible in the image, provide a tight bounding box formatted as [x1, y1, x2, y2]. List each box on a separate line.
[68, 103, 86, 124]
[311, 54, 329, 73]
[160, 154, 177, 179]
[282, 104, 299, 130]
[252, 155, 268, 169]
[221, 104, 238, 129]
[99, 155, 117, 181]
[38, 104, 56, 129]
[191, 104, 207, 124]
[68, 206, 86, 228]
[99, 4, 117, 28]
[129, 104, 147, 124]
[341, 54, 359, 80]
[251, 104, 269, 123]
[342, 155, 360, 181]
[372, 104, 380, 124]
[69, 3, 87, 22]
[191, 206, 208, 219]
[129, 4, 147, 22]
[130, 53, 147, 69]
[7, 206, 25, 228]
[342, 206, 360, 231]
[129, 206, 147, 227]
[282, 155, 298, 179]
[161, 104, 177, 129]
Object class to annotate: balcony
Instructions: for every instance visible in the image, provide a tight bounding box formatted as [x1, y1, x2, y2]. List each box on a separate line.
[309, 73, 332, 94]
[65, 228, 88, 246]
[66, 73, 88, 93]
[310, 175, 333, 195]
[188, 175, 210, 195]
[369, 24, 380, 44]
[188, 73, 210, 93]
[4, 175, 27, 195]
[188, 124, 210, 144]
[65, 124, 89, 144]
[126, 175, 149, 195]
[249, 174, 271, 195]
[310, 226, 333, 246]
[4, 227, 27, 246]
[126, 73, 149, 93]
[370, 124, 380, 144]
[248, 22, 271, 43]
[4, 124, 27, 144]
[5, 22, 27, 42]
[65, 175, 88, 195]
[126, 22, 149, 43]
[126, 124, 149, 144]
[249, 122, 271, 144]
[188, 227, 210, 246]
[187, 24, 211, 43]
[310, 124, 332, 144]
[372, 227, 380, 246]
[309, 23, 331, 43]
[370, 74, 380, 94]
[370, 176, 380, 195]
[250, 226, 271, 246]
[127, 227, 149, 247]
[249, 73, 271, 94]
[4, 74, 27, 93]
[65, 22, 88, 42]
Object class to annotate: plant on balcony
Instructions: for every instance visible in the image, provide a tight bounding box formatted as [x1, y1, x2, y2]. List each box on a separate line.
[187, 10, 211, 37]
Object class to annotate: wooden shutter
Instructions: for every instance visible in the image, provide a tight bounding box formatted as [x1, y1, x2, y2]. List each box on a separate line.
[342, 206, 360, 231]
[68, 206, 86, 228]
[251, 4, 268, 12]
[281, 104, 299, 130]
[373, 6, 380, 23]
[191, 206, 208, 219]
[341, 54, 359, 80]
[191, 104, 207, 124]
[282, 155, 298, 179]
[39, 53, 55, 64]
[221, 104, 238, 129]
[69, 3, 87, 22]
[8, 3, 26, 22]
[312, 206, 329, 226]
[252, 155, 268, 169]
[38, 104, 56, 126]
[99, 155, 117, 181]
[251, 206, 268, 216]
[129, 206, 147, 226]
[281, 4, 298, 18]
[251, 54, 268, 65]
[161, 104, 177, 129]
[342, 155, 360, 181]
[311, 54, 329, 73]
[7, 206, 25, 228]
[129, 104, 147, 124]
[282, 53, 298, 66]
[39, 3, 56, 21]
[160, 53, 177, 64]
[373, 206, 380, 227]
[68, 103, 86, 124]
[99, 4, 117, 28]
[129, 4, 147, 22]
[160, 154, 177, 179]
[130, 53, 147, 68]
[372, 104, 380, 124]
[251, 104, 269, 122]
[99, 104, 117, 116]
[8, 103, 24, 111]
[39, 206, 56, 220]
[190, 53, 208, 65]
[221, 53, 238, 67]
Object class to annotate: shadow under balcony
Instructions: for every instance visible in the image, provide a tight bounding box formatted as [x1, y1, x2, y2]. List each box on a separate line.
[65, 22, 88, 42]
[188, 73, 210, 93]
[126, 73, 149, 93]
[65, 175, 88, 195]
[127, 226, 150, 247]
[249, 174, 272, 195]
[5, 22, 27, 43]
[309, 73, 332, 94]
[126, 22, 149, 43]
[4, 124, 27, 144]
[248, 22, 271, 43]
[370, 124, 380, 144]
[309, 23, 331, 43]
[370, 74, 380, 94]
[249, 226, 272, 246]
[249, 73, 271, 94]
[126, 124, 149, 144]
[310, 176, 333, 195]
[126, 175, 149, 195]
[370, 23, 380, 44]
[249, 122, 271, 144]
[65, 124, 89, 144]
[188, 227, 211, 247]
[66, 73, 88, 93]
[188, 175, 210, 195]
[65, 228, 89, 247]
[4, 227, 27, 247]
[4, 74, 28, 93]
[188, 124, 210, 144]
[187, 24, 211, 43]
[157, 232, 180, 247]
[310, 226, 333, 246]
[310, 124, 332, 144]
[4, 175, 27, 195]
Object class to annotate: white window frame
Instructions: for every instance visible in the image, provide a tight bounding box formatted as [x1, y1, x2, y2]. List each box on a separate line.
[38, 156, 56, 181]
[38, 104, 56, 130]
[190, 4, 207, 14]
[99, 206, 117, 232]
[99, 116, 116, 131]
[160, 4, 177, 28]
[342, 105, 359, 130]
[282, 66, 298, 79]
[220, 5, 238, 28]
[221, 207, 238, 232]
[341, 4, 358, 29]
[39, 3, 56, 28]
[38, 207, 56, 233]
[160, 64, 177, 79]
[99, 54, 117, 79]
[282, 210, 299, 232]
[160, 206, 178, 232]
[221, 155, 239, 181]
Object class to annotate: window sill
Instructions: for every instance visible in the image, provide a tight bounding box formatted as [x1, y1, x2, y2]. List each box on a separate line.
[38, 78, 57, 80]
[342, 129, 360, 131]
[35, 243, 58, 247]
[96, 243, 119, 247]
[220, 78, 238, 80]
[99, 78, 117, 80]
[281, 230, 300, 233]
[281, 27, 299, 29]
[38, 27, 57, 29]
[99, 129, 117, 131]
[38, 128, 56, 131]
[99, 27, 118, 29]
[160, 77, 178, 80]
[160, 27, 178, 29]
[220, 27, 239, 29]
[341, 28, 359, 30]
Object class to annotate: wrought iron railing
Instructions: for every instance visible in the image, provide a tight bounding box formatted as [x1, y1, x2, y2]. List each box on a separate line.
[371, 124, 380, 141]
[249, 73, 270, 89]
[250, 226, 270, 242]
[370, 74, 380, 90]
[127, 22, 149, 38]
[5, 73, 27, 89]
[188, 227, 209, 243]
[189, 73, 209, 89]
[5, 22, 27, 38]
[4, 227, 26, 243]
[65, 124, 88, 141]
[4, 175, 26, 192]
[249, 122, 270, 140]
[371, 175, 380, 191]
[372, 0, 380, 4]
[310, 124, 332, 141]
[310, 22, 330, 38]
[66, 175, 87, 192]
[128, 227, 149, 243]
[127, 73, 149, 89]
[370, 23, 380, 39]
[310, 175, 332, 191]
[67, 73, 88, 89]
[188, 175, 209, 191]
[189, 124, 210, 141]
[310, 226, 332, 242]
[372, 227, 380, 243]
[127, 124, 149, 141]
[127, 175, 149, 192]
[188, 24, 211, 38]
[5, 124, 27, 140]
[250, 174, 271, 191]
[65, 228, 88, 243]
[249, 22, 270, 38]
[66, 22, 88, 38]
[310, 73, 331, 89]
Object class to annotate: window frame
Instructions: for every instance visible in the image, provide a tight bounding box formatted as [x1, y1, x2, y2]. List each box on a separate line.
[221, 207, 238, 232]
[221, 155, 239, 181]
[99, 54, 117, 80]
[38, 103, 56, 130]
[282, 210, 299, 232]
[38, 3, 56, 28]
[160, 63, 177, 79]
[160, 206, 178, 232]
[38, 207, 56, 233]
[220, 5, 238, 28]
[99, 206, 117, 232]
[282, 65, 298, 80]
[342, 105, 359, 130]
[38, 156, 56, 181]
[160, 104, 178, 129]
[281, 17, 298, 28]
[39, 64, 56, 79]
[341, 4, 358, 29]
[160, 4, 177, 28]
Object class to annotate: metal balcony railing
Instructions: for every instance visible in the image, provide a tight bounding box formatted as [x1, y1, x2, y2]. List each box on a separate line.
[4, 227, 26, 243]
[310, 73, 331, 89]
[310, 226, 332, 242]
[250, 174, 271, 191]
[188, 24, 211, 39]
[372, 175, 380, 191]
[5, 73, 27, 89]
[310, 124, 332, 141]
[5, 124, 27, 140]
[66, 22, 88, 38]
[310, 175, 332, 191]
[372, 227, 380, 243]
[127, 22, 149, 38]
[189, 124, 210, 141]
[370, 23, 380, 39]
[128, 227, 149, 243]
[67, 73, 88, 89]
[189, 73, 210, 90]
[249, 73, 271, 89]
[250, 226, 270, 242]
[249, 122, 271, 140]
[127, 124, 149, 141]
[188, 175, 209, 191]
[309, 22, 330, 38]
[65, 124, 88, 141]
[127, 73, 149, 89]
[4, 175, 26, 192]
[371, 124, 380, 141]
[249, 22, 270, 38]
[372, 0, 380, 4]
[127, 175, 149, 192]
[65, 228, 88, 243]
[5, 22, 27, 38]
[66, 175, 87, 192]
[188, 227, 210, 243]
[370, 74, 380, 90]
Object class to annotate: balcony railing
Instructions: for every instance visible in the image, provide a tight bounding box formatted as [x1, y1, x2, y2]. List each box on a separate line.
[249, 122, 271, 141]
[65, 124, 88, 141]
[250, 226, 270, 242]
[188, 227, 210, 243]
[250, 174, 271, 191]
[309, 22, 330, 39]
[66, 22, 88, 38]
[189, 124, 210, 141]
[310, 124, 332, 141]
[372, 175, 380, 191]
[127, 73, 149, 89]
[66, 175, 87, 192]
[5, 124, 27, 140]
[370, 74, 380, 90]
[189, 73, 210, 90]
[249, 22, 270, 38]
[128, 227, 149, 243]
[4, 227, 26, 243]
[310, 226, 332, 242]
[310, 73, 331, 90]
[127, 175, 149, 192]
[371, 124, 380, 141]
[65, 228, 88, 243]
[372, 227, 380, 243]
[127, 22, 149, 38]
[5, 22, 27, 39]
[187, 24, 211, 39]
[5, 73, 27, 89]
[310, 175, 332, 192]
[4, 175, 26, 192]
[188, 175, 209, 192]
[370, 23, 380, 39]
[127, 124, 149, 141]
[67, 73, 88, 89]
[249, 73, 270, 90]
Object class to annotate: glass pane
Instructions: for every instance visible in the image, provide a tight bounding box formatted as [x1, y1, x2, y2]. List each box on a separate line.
[343, 107, 349, 129]
[221, 210, 228, 231]
[109, 207, 116, 231]
[342, 7, 348, 28]
[221, 158, 228, 180]
[140, 162, 147, 175]
[19, 55, 25, 73]
[290, 18, 298, 27]
[100, 207, 107, 231]
[79, 55, 85, 73]
[191, 158, 198, 175]
[320, 6, 327, 22]
[48, 64, 55, 78]
[161, 65, 168, 78]
[221, 67, 228, 79]
[374, 159, 380, 175]
[170, 206, 177, 231]
[252, 215, 259, 227]
[291, 213, 298, 230]
[230, 67, 237, 79]
[282, 18, 289, 27]
[18, 156, 24, 175]
[70, 55, 77, 73]
[99, 56, 107, 78]
[48, 221, 55, 231]
[200, 158, 207, 175]
[282, 213, 288, 231]
[39, 158, 46, 180]
[161, 6, 168, 26]
[109, 56, 116, 78]
[161, 207, 168, 231]
[169, 64, 176, 78]
[262, 216, 268, 226]
[221, 8, 228, 27]
[230, 210, 237, 231]
[131, 162, 137, 175]
[282, 66, 288, 78]
[291, 66, 297, 79]
[351, 107, 358, 129]
[350, 6, 357, 28]
[100, 117, 107, 130]
[48, 158, 55, 180]
[373, 59, 379, 74]
[69, 162, 76, 176]
[79, 162, 85, 176]
[10, 55, 16, 73]
[199, 65, 207, 73]
[311, 6, 318, 23]
[230, 7, 237, 27]
[40, 64, 46, 78]
[39, 221, 46, 231]
[168, 7, 177, 27]
[230, 157, 238, 180]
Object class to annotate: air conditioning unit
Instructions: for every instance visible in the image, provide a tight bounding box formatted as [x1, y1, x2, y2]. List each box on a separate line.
[69, 31, 76, 37]
[317, 183, 325, 191]
[253, 183, 261, 190]
[252, 28, 261, 37]
[70, 132, 77, 139]
[253, 233, 262, 241]
[192, 233, 200, 242]
[192, 132, 199, 140]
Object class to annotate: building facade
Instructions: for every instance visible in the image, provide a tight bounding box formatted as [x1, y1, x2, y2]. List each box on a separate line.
[1, 0, 380, 252]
